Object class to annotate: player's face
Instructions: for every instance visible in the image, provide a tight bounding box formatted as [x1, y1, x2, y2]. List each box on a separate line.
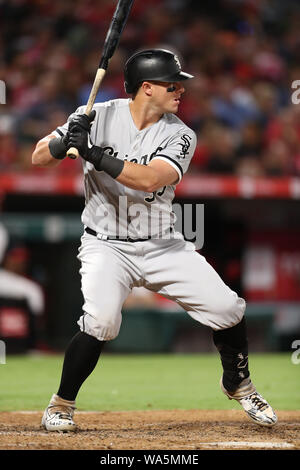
[149, 81, 185, 113]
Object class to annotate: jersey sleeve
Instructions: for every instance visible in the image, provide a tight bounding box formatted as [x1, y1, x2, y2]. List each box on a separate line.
[151, 128, 197, 183]
[50, 105, 86, 138]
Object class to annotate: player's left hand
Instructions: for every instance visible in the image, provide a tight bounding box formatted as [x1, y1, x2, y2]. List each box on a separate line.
[68, 127, 90, 158]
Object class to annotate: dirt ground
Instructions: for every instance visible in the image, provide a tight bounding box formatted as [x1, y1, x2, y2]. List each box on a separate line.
[0, 410, 299, 451]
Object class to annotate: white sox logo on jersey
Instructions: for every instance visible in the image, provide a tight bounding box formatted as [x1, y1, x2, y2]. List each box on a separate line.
[102, 135, 192, 165]
[177, 134, 192, 159]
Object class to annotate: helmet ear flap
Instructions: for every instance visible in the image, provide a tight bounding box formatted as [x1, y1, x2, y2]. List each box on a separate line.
[124, 81, 140, 95]
[125, 73, 147, 95]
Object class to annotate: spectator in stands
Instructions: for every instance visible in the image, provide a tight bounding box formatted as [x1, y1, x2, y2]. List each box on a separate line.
[200, 122, 238, 174]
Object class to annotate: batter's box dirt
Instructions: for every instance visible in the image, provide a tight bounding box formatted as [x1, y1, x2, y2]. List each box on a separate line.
[0, 410, 299, 450]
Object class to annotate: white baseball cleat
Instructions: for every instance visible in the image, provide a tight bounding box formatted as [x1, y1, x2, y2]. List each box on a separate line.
[220, 377, 278, 427]
[41, 394, 77, 432]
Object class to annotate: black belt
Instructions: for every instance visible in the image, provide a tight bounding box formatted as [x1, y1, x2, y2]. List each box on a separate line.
[85, 227, 173, 242]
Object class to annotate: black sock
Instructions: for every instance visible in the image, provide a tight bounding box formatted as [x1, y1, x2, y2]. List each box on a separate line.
[213, 317, 250, 392]
[57, 331, 104, 401]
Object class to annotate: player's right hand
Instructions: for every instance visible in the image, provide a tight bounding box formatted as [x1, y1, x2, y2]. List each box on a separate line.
[68, 110, 96, 134]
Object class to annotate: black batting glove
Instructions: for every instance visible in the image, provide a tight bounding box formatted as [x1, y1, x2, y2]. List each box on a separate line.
[48, 132, 70, 160]
[67, 110, 96, 158]
[68, 130, 124, 179]
[86, 145, 105, 171]
[68, 127, 90, 158]
[85, 145, 124, 178]
[68, 110, 96, 133]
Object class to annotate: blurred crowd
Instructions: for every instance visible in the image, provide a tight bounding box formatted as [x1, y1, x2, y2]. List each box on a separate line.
[1, 0, 300, 176]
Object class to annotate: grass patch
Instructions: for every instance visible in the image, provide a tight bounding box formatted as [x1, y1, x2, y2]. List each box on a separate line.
[0, 353, 298, 411]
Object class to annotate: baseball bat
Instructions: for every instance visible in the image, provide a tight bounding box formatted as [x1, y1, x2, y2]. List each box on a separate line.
[67, 0, 134, 159]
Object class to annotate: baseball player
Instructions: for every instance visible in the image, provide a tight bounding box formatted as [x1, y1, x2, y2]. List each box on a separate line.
[32, 49, 277, 431]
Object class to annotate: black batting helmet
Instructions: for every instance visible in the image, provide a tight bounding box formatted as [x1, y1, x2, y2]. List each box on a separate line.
[124, 49, 194, 94]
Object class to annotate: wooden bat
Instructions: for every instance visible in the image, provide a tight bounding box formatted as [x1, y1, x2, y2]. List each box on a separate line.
[67, 0, 134, 159]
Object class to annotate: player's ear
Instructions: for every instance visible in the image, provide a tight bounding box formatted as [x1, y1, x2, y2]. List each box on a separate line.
[142, 82, 153, 96]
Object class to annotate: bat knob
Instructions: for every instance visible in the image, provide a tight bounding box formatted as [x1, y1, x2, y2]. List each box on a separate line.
[67, 147, 79, 159]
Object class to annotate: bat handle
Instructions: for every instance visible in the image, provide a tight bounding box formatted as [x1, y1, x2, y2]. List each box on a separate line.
[67, 68, 106, 160]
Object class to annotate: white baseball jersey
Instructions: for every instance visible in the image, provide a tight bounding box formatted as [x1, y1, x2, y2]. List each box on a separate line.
[53, 98, 197, 239]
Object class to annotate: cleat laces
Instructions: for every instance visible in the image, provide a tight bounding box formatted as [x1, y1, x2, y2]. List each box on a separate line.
[246, 393, 268, 411]
[56, 412, 72, 420]
[49, 404, 75, 420]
